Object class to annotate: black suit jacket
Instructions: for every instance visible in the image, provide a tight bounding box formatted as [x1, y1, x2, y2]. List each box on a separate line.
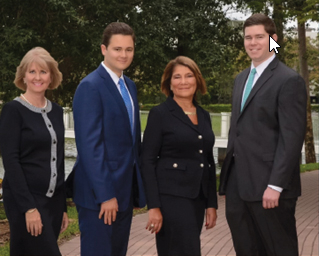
[141, 96, 217, 209]
[219, 57, 307, 201]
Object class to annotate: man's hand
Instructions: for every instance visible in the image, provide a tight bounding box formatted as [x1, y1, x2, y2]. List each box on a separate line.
[262, 187, 280, 209]
[205, 207, 217, 229]
[99, 198, 119, 225]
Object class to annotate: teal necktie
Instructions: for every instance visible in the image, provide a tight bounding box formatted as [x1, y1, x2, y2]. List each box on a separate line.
[241, 68, 256, 111]
[119, 78, 133, 133]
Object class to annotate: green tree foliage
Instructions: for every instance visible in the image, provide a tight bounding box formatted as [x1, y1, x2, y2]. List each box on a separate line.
[131, 0, 243, 104]
[0, 0, 243, 106]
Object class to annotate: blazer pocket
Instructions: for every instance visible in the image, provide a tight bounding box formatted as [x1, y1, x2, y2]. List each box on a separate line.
[262, 153, 275, 162]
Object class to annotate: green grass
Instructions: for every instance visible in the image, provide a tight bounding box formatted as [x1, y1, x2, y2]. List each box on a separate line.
[0, 202, 6, 220]
[0, 243, 9, 256]
[211, 115, 221, 137]
[57, 204, 79, 243]
[140, 113, 148, 132]
[300, 162, 319, 173]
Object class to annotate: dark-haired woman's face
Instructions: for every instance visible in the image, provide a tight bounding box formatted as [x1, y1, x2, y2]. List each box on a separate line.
[170, 65, 196, 101]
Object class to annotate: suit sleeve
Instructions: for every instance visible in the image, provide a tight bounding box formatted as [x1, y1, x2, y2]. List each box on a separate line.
[0, 103, 37, 213]
[73, 81, 115, 204]
[141, 107, 163, 209]
[205, 111, 218, 209]
[269, 75, 307, 188]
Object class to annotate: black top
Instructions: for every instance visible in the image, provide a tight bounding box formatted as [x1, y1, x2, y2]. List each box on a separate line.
[141, 96, 217, 209]
[0, 98, 65, 213]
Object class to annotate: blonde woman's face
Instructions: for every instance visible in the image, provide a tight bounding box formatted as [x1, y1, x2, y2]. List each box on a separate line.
[24, 62, 51, 94]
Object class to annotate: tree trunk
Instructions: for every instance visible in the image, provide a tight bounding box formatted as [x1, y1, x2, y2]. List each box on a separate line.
[273, 0, 285, 63]
[297, 21, 317, 163]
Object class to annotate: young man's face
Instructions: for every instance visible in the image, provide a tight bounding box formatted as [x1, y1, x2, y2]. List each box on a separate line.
[244, 25, 277, 67]
[101, 34, 134, 77]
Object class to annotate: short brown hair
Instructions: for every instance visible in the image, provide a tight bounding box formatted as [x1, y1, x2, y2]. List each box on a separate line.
[244, 13, 277, 36]
[14, 47, 62, 91]
[161, 56, 207, 99]
[102, 22, 135, 47]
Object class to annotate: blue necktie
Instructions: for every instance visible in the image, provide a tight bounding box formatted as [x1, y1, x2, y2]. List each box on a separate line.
[241, 68, 256, 111]
[119, 78, 133, 133]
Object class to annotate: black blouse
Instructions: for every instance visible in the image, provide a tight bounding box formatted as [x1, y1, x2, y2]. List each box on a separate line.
[0, 98, 65, 213]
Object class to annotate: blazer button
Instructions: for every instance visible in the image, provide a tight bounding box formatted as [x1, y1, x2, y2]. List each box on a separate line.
[199, 149, 203, 154]
[173, 163, 178, 168]
[200, 163, 204, 168]
[198, 135, 202, 139]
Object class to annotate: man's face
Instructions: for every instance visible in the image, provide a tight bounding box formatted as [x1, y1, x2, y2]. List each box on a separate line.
[244, 25, 277, 67]
[101, 34, 134, 77]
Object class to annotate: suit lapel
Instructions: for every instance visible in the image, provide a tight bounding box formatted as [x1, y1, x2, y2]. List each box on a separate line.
[234, 68, 250, 116]
[196, 106, 206, 134]
[239, 57, 278, 115]
[96, 65, 133, 138]
[165, 96, 200, 133]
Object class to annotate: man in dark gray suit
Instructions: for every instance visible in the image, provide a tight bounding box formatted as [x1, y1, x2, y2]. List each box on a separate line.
[219, 13, 307, 256]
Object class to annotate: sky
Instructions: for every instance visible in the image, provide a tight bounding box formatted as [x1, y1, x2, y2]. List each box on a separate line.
[223, 6, 319, 31]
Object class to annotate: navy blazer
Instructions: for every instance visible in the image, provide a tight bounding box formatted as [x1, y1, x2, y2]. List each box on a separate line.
[219, 57, 307, 201]
[141, 96, 217, 209]
[72, 64, 146, 211]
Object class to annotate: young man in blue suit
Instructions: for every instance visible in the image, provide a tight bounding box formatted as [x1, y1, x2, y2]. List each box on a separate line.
[219, 14, 307, 255]
[72, 22, 146, 256]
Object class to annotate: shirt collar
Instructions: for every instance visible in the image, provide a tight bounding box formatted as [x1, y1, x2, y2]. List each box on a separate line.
[251, 54, 276, 76]
[101, 61, 124, 85]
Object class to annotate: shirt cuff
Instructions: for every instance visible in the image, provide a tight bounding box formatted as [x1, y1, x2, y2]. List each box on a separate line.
[268, 185, 283, 193]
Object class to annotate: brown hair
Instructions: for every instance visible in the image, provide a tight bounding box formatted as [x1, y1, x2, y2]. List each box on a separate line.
[243, 13, 277, 35]
[14, 47, 62, 91]
[161, 56, 207, 99]
[102, 22, 135, 47]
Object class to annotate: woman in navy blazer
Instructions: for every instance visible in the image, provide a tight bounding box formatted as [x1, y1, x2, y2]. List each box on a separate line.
[141, 56, 217, 256]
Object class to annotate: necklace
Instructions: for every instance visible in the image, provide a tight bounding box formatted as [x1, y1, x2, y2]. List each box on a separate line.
[20, 94, 47, 108]
[184, 111, 196, 115]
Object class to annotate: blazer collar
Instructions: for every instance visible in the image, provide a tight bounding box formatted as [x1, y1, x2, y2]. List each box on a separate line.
[165, 96, 205, 133]
[239, 57, 278, 114]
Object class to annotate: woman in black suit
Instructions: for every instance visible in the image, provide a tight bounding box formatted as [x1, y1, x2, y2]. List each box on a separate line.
[0, 47, 68, 255]
[141, 56, 217, 256]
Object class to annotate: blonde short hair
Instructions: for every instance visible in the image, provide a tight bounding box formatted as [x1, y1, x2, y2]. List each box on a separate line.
[14, 47, 62, 91]
[161, 56, 207, 99]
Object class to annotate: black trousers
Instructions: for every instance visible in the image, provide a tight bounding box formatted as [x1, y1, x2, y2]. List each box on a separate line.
[225, 163, 299, 256]
[156, 192, 206, 256]
[3, 190, 64, 256]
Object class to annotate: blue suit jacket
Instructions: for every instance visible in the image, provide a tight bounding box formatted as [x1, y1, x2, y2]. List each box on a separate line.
[72, 64, 146, 212]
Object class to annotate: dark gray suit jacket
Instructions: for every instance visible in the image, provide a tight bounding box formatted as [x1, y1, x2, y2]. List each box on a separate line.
[219, 57, 307, 201]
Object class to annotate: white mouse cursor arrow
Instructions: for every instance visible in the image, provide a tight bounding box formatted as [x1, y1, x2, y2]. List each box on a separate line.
[269, 35, 280, 54]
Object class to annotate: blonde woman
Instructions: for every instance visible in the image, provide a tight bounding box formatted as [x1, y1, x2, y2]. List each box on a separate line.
[0, 47, 68, 256]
